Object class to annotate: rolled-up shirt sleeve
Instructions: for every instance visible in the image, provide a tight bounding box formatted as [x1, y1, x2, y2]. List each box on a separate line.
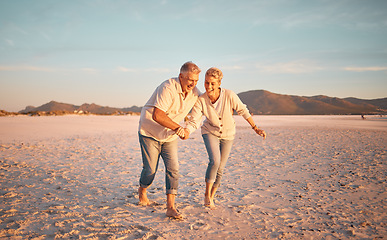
[153, 85, 174, 113]
[186, 99, 203, 134]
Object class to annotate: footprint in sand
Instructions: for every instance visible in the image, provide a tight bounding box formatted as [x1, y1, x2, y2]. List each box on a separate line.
[189, 221, 210, 230]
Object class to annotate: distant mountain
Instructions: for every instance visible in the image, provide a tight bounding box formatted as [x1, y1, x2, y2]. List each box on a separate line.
[238, 90, 386, 115]
[15, 91, 387, 116]
[344, 97, 387, 110]
[122, 106, 142, 112]
[20, 105, 36, 113]
[19, 101, 77, 114]
[19, 101, 142, 115]
[78, 103, 121, 115]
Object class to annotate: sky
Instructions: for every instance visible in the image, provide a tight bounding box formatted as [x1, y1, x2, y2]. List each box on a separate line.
[1, 0, 386, 112]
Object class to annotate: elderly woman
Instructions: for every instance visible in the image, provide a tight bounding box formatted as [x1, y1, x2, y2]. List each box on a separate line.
[185, 67, 266, 208]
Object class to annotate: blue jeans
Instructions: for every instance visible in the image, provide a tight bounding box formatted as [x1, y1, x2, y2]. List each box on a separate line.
[138, 133, 179, 195]
[202, 134, 234, 188]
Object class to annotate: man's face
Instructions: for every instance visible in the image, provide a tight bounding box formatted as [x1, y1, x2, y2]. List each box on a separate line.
[179, 72, 199, 94]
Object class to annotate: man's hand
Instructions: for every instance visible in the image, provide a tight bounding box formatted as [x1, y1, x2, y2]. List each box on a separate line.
[175, 127, 185, 138]
[152, 108, 191, 140]
[181, 128, 190, 140]
[175, 127, 190, 140]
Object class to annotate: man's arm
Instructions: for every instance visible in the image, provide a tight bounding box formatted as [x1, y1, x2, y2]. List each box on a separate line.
[152, 107, 181, 131]
[153, 107, 189, 139]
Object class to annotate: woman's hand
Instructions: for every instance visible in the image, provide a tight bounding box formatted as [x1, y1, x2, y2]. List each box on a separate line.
[253, 126, 266, 139]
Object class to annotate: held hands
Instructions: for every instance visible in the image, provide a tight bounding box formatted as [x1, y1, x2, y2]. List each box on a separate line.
[253, 126, 267, 139]
[175, 127, 190, 140]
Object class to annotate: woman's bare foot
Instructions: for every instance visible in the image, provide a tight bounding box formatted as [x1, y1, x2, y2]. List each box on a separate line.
[138, 186, 151, 206]
[166, 208, 183, 219]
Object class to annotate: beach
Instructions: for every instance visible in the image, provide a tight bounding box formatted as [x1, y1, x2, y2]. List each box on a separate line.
[0, 115, 386, 239]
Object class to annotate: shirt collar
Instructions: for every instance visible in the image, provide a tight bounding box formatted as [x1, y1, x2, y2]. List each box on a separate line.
[176, 77, 184, 95]
[177, 77, 193, 99]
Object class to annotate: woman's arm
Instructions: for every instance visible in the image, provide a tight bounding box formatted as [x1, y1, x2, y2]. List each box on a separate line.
[185, 100, 204, 135]
[245, 116, 266, 139]
[230, 90, 267, 139]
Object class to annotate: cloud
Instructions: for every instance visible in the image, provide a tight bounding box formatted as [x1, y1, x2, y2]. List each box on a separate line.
[117, 66, 170, 73]
[40, 31, 52, 41]
[117, 66, 137, 72]
[0, 66, 105, 74]
[221, 65, 244, 71]
[81, 68, 98, 74]
[343, 66, 387, 72]
[255, 60, 323, 74]
[4, 39, 15, 46]
[249, 1, 387, 31]
[0, 65, 55, 72]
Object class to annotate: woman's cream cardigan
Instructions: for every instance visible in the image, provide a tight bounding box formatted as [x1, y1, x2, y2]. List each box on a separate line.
[186, 88, 251, 140]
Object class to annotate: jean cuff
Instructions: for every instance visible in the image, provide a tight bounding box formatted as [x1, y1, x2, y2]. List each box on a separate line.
[205, 178, 216, 184]
[166, 189, 178, 195]
[139, 182, 151, 189]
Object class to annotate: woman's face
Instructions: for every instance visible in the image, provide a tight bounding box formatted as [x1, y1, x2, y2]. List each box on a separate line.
[204, 76, 221, 94]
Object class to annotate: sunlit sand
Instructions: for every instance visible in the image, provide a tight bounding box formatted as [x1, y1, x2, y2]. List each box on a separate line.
[0, 115, 386, 239]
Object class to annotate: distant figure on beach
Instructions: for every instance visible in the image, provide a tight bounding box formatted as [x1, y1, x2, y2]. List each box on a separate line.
[185, 67, 266, 208]
[361, 114, 366, 120]
[137, 61, 201, 219]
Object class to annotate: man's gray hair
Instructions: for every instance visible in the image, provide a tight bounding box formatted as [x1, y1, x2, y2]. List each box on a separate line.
[180, 61, 201, 74]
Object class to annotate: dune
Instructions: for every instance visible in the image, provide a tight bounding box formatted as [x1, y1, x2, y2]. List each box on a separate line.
[0, 115, 386, 239]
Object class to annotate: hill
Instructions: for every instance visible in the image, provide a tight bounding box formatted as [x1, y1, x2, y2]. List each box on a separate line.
[13, 91, 387, 116]
[20, 101, 78, 113]
[344, 97, 387, 110]
[19, 101, 141, 116]
[238, 90, 386, 115]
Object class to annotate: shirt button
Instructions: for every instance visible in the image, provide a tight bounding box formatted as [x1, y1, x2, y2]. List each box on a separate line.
[219, 117, 222, 120]
[220, 124, 223, 127]
[219, 131, 222, 134]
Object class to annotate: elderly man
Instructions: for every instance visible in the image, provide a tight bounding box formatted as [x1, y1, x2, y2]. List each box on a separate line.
[137, 61, 201, 219]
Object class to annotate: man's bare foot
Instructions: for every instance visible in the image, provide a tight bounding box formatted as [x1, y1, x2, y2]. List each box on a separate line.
[138, 187, 151, 206]
[166, 208, 183, 219]
[204, 195, 211, 206]
[204, 196, 215, 208]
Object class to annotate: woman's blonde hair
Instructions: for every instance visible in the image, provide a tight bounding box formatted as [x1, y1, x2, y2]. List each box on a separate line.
[205, 67, 223, 81]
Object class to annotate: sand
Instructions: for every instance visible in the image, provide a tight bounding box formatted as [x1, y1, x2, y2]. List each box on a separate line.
[0, 115, 386, 239]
